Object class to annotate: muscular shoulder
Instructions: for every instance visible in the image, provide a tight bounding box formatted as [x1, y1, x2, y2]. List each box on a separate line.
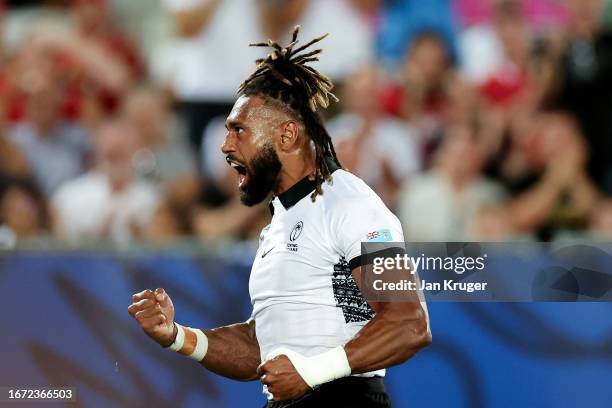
[320, 170, 404, 258]
[321, 170, 379, 207]
[321, 170, 400, 228]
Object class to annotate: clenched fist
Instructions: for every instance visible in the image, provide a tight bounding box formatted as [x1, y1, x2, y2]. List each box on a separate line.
[258, 355, 310, 401]
[128, 288, 176, 347]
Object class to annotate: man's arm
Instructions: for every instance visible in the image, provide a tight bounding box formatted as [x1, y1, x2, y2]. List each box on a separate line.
[259, 263, 431, 401]
[128, 288, 260, 381]
[200, 321, 260, 381]
[344, 266, 431, 374]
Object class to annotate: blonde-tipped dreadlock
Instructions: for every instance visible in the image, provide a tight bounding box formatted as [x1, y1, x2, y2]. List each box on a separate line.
[239, 25, 339, 112]
[238, 26, 341, 201]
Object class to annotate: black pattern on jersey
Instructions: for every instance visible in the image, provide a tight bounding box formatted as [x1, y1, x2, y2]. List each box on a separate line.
[332, 257, 374, 323]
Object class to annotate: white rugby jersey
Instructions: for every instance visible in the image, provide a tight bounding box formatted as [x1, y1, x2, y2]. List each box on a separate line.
[250, 161, 404, 377]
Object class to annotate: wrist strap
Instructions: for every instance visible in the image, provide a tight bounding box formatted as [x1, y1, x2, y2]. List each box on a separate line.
[190, 328, 208, 361]
[167, 324, 209, 362]
[168, 323, 184, 352]
[266, 346, 351, 389]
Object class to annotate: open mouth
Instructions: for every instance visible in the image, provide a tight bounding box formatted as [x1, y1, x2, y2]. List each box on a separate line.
[226, 157, 248, 188]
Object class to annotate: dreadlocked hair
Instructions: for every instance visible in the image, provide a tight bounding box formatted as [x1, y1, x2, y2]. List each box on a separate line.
[238, 25, 341, 201]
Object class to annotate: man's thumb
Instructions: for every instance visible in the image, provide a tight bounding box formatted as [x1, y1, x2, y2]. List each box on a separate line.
[155, 288, 170, 306]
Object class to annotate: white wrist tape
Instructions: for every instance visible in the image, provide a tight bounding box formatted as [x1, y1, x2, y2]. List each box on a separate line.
[168, 323, 185, 352]
[266, 346, 351, 389]
[168, 324, 209, 362]
[190, 328, 208, 361]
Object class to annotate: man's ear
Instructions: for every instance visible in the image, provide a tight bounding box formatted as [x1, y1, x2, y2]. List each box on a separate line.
[278, 121, 300, 152]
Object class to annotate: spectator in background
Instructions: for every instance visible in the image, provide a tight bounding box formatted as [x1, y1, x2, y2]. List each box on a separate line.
[503, 112, 600, 238]
[376, 0, 458, 69]
[459, 0, 526, 84]
[122, 86, 201, 244]
[457, 0, 567, 85]
[327, 64, 421, 208]
[0, 176, 52, 246]
[552, 0, 612, 193]
[53, 120, 159, 245]
[122, 86, 200, 208]
[69, 0, 144, 81]
[381, 31, 451, 142]
[161, 0, 262, 152]
[9, 66, 91, 194]
[258, 0, 374, 83]
[397, 123, 506, 241]
[52, 0, 146, 126]
[478, 1, 532, 108]
[1, 9, 142, 130]
[162, 0, 373, 152]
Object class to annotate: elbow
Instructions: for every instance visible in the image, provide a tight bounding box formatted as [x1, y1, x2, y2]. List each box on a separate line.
[409, 316, 432, 353]
[396, 312, 431, 363]
[419, 328, 433, 350]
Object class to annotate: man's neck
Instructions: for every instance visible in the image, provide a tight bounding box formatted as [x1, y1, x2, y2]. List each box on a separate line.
[275, 153, 315, 195]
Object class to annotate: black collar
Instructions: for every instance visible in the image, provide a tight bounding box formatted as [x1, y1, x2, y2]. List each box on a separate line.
[269, 156, 341, 214]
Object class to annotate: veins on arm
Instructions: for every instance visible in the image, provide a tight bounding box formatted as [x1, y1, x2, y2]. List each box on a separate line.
[201, 319, 261, 381]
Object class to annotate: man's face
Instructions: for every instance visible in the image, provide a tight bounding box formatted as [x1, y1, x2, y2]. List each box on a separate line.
[95, 122, 139, 183]
[221, 95, 283, 206]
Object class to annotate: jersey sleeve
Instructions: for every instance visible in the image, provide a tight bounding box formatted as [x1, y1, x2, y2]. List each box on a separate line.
[329, 196, 405, 271]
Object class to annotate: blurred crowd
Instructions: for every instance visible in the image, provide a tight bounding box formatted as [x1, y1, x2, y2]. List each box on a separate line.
[1, 0, 612, 248]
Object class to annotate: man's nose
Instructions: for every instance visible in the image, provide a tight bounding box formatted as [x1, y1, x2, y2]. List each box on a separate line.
[221, 133, 235, 154]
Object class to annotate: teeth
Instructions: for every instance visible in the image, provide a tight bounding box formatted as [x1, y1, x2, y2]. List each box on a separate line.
[227, 159, 244, 169]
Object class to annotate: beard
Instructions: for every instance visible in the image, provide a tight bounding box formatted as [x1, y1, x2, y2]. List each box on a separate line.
[239, 142, 282, 206]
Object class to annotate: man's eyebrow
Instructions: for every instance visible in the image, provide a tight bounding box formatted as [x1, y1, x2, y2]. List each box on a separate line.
[225, 119, 241, 130]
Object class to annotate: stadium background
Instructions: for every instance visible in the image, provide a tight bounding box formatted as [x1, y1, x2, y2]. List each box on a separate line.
[0, 0, 611, 407]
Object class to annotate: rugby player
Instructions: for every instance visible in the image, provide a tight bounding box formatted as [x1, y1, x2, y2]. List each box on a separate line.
[128, 26, 431, 407]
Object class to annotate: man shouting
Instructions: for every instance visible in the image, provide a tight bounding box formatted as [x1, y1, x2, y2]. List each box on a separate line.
[128, 26, 431, 407]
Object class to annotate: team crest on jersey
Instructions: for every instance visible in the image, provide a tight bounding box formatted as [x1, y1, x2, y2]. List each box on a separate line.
[290, 221, 304, 241]
[366, 228, 392, 242]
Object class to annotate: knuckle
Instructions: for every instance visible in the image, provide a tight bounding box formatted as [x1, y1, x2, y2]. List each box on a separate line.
[138, 299, 153, 308]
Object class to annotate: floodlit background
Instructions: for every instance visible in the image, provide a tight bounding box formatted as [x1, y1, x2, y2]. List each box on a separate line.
[0, 1, 611, 407]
